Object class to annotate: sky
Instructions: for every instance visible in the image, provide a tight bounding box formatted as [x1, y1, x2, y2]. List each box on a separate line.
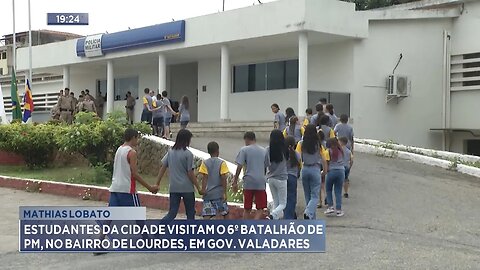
[1, 0, 276, 38]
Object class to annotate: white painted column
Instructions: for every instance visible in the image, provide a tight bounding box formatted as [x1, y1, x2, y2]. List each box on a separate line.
[220, 44, 230, 121]
[106, 60, 114, 114]
[298, 32, 308, 117]
[62, 66, 70, 89]
[158, 54, 167, 92]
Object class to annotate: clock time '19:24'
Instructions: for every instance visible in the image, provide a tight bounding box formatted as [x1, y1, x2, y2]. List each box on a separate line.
[47, 13, 89, 25]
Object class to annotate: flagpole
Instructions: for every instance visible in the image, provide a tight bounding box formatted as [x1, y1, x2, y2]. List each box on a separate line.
[28, 0, 32, 84]
[12, 0, 16, 74]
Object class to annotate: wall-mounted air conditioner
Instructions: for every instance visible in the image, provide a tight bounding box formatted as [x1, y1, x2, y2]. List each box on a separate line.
[387, 75, 409, 97]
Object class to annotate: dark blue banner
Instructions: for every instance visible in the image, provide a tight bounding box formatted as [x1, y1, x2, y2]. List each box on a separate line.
[75, 20, 185, 57]
[20, 220, 325, 253]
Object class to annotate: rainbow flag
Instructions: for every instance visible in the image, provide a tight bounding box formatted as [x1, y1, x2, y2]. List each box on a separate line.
[10, 69, 22, 121]
[22, 79, 34, 122]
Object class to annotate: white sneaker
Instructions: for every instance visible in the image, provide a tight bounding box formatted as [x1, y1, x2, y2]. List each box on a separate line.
[336, 210, 344, 217]
[324, 207, 335, 215]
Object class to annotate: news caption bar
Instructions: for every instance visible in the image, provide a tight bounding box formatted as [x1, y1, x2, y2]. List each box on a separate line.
[19, 207, 326, 253]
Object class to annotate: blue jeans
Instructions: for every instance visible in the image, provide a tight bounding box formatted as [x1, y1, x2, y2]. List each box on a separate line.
[301, 166, 321, 219]
[284, 174, 298, 219]
[162, 192, 196, 221]
[326, 169, 345, 210]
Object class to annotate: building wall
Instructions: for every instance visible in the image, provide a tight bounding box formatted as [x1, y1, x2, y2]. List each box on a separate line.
[449, 0, 480, 128]
[352, 18, 453, 150]
[448, 0, 480, 153]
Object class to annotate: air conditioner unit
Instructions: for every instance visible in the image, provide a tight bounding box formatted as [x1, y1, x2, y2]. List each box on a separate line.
[387, 75, 409, 97]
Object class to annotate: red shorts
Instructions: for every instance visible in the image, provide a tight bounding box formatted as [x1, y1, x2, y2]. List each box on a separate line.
[243, 189, 267, 210]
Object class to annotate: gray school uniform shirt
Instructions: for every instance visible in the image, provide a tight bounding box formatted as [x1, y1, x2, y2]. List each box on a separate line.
[328, 113, 338, 128]
[287, 151, 301, 177]
[274, 112, 286, 131]
[334, 123, 354, 148]
[265, 146, 288, 181]
[179, 104, 190, 122]
[143, 95, 153, 111]
[163, 97, 172, 118]
[298, 140, 323, 167]
[328, 149, 345, 171]
[310, 114, 318, 127]
[285, 124, 303, 143]
[152, 99, 164, 119]
[235, 144, 269, 190]
[161, 149, 195, 193]
[200, 157, 227, 201]
[342, 146, 352, 169]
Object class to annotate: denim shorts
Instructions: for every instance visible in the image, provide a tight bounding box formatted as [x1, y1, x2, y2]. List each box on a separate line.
[202, 199, 229, 216]
[164, 116, 172, 127]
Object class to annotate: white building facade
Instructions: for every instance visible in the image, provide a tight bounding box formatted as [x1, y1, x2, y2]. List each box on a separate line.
[2, 0, 480, 155]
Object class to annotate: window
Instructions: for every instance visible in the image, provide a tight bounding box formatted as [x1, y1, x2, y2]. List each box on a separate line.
[0, 68, 3, 75]
[0, 52, 6, 59]
[96, 76, 139, 101]
[233, 59, 298, 92]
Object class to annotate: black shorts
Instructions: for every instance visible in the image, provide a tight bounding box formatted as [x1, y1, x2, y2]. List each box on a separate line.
[141, 110, 152, 124]
[153, 116, 164, 126]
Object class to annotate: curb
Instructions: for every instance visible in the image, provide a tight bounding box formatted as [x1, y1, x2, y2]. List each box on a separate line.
[355, 143, 480, 179]
[0, 176, 245, 219]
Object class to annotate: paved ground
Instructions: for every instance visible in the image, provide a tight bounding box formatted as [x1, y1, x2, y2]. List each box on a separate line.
[1, 136, 480, 269]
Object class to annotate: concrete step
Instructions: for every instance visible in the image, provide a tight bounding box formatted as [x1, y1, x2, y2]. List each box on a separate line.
[169, 121, 274, 140]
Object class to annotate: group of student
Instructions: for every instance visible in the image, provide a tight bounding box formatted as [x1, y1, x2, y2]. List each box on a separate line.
[140, 88, 191, 139]
[109, 97, 353, 220]
[271, 99, 354, 216]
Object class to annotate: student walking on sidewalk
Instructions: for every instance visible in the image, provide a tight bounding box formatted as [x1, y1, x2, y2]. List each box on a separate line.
[265, 130, 288, 220]
[296, 124, 328, 219]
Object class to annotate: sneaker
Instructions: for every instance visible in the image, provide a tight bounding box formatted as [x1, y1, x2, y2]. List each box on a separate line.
[344, 193, 349, 198]
[303, 214, 310, 220]
[93, 247, 108, 256]
[336, 210, 344, 217]
[324, 207, 335, 215]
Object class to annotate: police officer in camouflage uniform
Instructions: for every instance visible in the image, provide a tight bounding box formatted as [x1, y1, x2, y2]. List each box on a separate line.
[57, 88, 75, 124]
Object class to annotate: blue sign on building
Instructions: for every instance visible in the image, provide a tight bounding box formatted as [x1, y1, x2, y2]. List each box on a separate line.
[76, 20, 186, 58]
[47, 13, 89, 25]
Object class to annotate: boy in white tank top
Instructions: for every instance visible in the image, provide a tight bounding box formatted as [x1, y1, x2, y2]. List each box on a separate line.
[109, 128, 158, 207]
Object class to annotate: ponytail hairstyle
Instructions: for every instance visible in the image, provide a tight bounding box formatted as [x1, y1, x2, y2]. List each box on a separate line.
[181, 95, 189, 110]
[285, 136, 298, 168]
[285, 107, 296, 123]
[288, 116, 298, 136]
[316, 111, 325, 127]
[317, 129, 325, 143]
[173, 129, 192, 150]
[327, 137, 343, 162]
[269, 129, 286, 163]
[302, 124, 320, 154]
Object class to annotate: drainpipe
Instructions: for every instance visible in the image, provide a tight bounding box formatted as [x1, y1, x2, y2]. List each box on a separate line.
[442, 30, 451, 151]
